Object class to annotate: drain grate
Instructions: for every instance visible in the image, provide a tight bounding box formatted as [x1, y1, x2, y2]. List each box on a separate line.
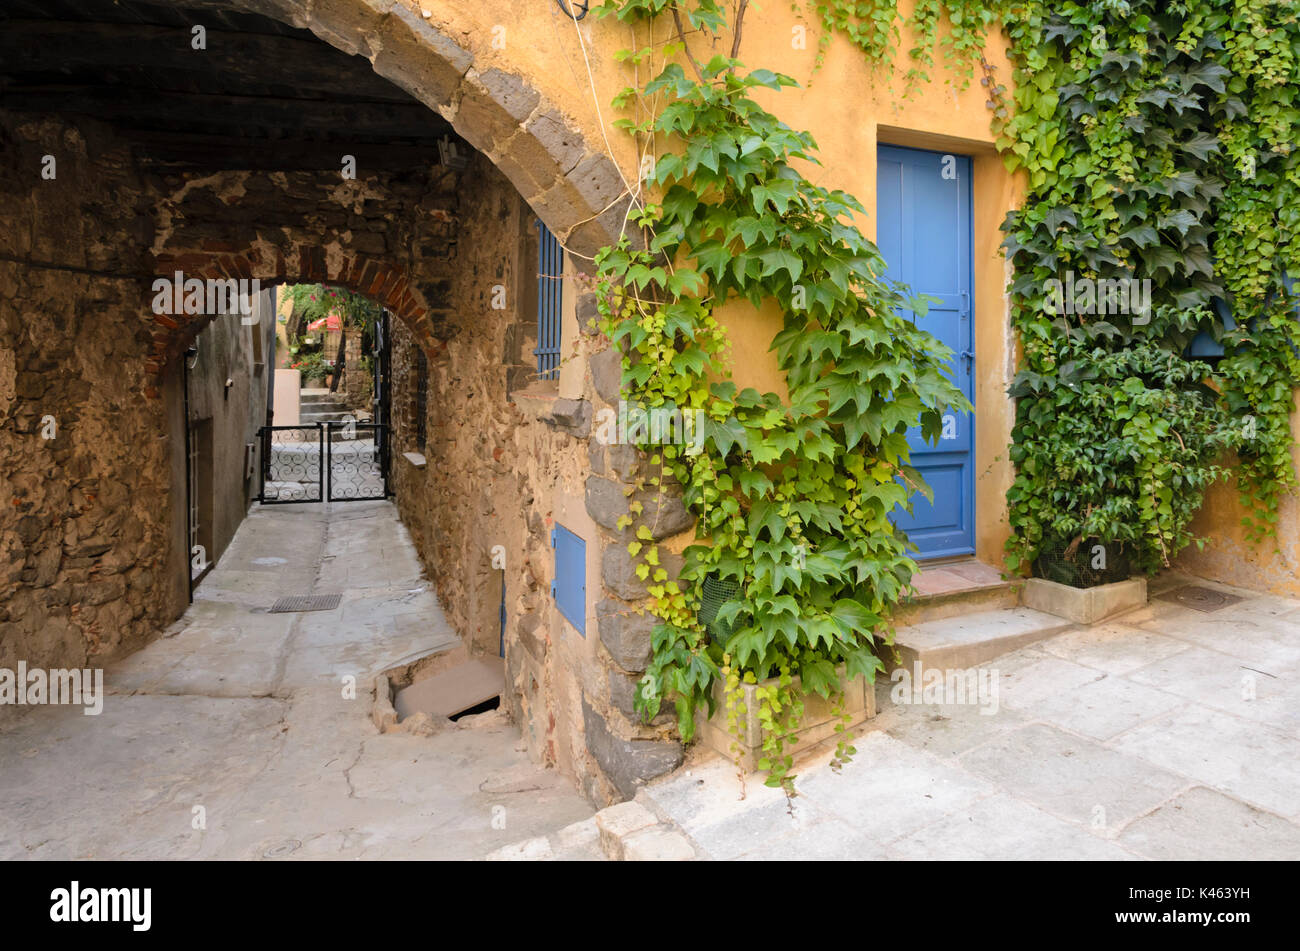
[1156, 584, 1244, 613]
[269, 594, 341, 614]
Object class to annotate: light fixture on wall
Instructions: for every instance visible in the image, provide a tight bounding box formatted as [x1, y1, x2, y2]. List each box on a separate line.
[437, 135, 470, 171]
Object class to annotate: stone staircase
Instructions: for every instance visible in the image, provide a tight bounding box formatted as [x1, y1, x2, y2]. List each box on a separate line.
[299, 388, 354, 426]
[891, 558, 1073, 673]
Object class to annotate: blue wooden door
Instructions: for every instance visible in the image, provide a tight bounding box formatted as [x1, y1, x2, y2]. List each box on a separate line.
[875, 145, 975, 559]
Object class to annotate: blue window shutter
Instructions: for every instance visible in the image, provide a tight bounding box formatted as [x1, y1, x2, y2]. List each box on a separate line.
[551, 523, 585, 635]
[535, 220, 563, 381]
[1186, 274, 1297, 359]
[1188, 297, 1235, 358]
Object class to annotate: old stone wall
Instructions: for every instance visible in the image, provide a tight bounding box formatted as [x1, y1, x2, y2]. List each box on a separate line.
[385, 153, 688, 804]
[183, 291, 277, 573]
[0, 115, 185, 674]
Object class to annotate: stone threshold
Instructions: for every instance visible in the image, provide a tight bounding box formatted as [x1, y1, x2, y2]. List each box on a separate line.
[889, 558, 1073, 673]
[894, 557, 1021, 627]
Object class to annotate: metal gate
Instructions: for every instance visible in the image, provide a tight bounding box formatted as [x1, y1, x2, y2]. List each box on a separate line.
[258, 421, 389, 503]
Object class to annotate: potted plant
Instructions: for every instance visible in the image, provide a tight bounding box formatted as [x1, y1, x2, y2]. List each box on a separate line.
[289, 351, 330, 386]
[1008, 336, 1233, 620]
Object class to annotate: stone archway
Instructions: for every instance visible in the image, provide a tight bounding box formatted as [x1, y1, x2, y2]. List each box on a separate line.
[1, 0, 594, 658]
[1, 0, 678, 807]
[227, 0, 634, 261]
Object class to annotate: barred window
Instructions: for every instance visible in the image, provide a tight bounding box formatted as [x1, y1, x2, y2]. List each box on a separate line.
[535, 219, 563, 380]
[414, 346, 428, 449]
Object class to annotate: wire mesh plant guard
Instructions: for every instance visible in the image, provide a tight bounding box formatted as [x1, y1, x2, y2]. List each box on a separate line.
[1034, 537, 1131, 589]
[699, 574, 741, 646]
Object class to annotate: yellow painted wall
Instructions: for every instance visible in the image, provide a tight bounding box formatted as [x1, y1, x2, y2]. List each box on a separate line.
[384, 1, 1300, 587]
[1178, 405, 1300, 596]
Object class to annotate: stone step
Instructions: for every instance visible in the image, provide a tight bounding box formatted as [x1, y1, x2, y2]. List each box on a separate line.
[593, 800, 696, 861]
[486, 817, 607, 862]
[894, 559, 1022, 628]
[891, 607, 1075, 674]
[894, 580, 1021, 627]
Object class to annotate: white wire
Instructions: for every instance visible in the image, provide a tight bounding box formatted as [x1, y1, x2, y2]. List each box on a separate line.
[563, 4, 644, 251]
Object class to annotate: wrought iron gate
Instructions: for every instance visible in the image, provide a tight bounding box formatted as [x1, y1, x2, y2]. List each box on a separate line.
[258, 421, 388, 503]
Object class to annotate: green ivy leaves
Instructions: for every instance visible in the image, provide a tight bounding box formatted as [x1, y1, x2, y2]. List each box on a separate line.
[994, 0, 1300, 564]
[594, 1, 970, 793]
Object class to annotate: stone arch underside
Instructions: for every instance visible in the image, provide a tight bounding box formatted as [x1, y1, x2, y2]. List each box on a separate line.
[121, 0, 631, 382]
[230, 0, 633, 265]
[0, 0, 671, 805]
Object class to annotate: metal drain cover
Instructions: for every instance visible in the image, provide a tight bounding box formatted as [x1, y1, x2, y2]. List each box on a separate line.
[269, 594, 341, 613]
[1157, 584, 1243, 613]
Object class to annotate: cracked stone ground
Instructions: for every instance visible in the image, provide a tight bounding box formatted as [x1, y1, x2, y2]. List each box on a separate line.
[0, 501, 595, 860]
[630, 576, 1300, 861]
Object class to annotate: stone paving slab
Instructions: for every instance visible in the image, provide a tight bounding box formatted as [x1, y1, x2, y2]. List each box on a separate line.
[1125, 644, 1298, 733]
[1118, 786, 1300, 861]
[958, 723, 1189, 834]
[1038, 621, 1191, 675]
[0, 501, 594, 861]
[627, 575, 1300, 860]
[792, 733, 995, 844]
[1111, 704, 1300, 820]
[1000, 668, 1188, 741]
[887, 794, 1139, 861]
[867, 686, 1029, 758]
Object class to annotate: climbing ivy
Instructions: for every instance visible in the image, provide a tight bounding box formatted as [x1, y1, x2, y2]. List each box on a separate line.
[805, 0, 1002, 91]
[587, 0, 1300, 792]
[992, 0, 1300, 559]
[594, 0, 968, 794]
[808, 2, 1300, 558]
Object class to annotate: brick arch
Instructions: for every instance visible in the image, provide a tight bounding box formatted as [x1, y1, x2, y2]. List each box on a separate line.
[230, 0, 634, 260]
[144, 247, 432, 383]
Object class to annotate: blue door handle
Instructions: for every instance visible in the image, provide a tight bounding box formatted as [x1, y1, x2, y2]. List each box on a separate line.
[960, 349, 975, 370]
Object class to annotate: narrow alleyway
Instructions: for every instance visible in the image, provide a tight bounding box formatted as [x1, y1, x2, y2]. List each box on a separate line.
[0, 502, 597, 860]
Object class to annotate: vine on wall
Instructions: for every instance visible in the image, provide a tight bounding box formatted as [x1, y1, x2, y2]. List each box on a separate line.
[587, 0, 1300, 791]
[594, 0, 968, 793]
[992, 0, 1300, 562]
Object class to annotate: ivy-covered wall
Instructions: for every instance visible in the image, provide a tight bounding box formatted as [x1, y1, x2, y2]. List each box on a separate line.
[582, 0, 1300, 795]
[987, 1, 1300, 592]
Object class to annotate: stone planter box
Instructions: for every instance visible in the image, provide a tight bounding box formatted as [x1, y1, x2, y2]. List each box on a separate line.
[697, 665, 876, 772]
[1023, 576, 1147, 625]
